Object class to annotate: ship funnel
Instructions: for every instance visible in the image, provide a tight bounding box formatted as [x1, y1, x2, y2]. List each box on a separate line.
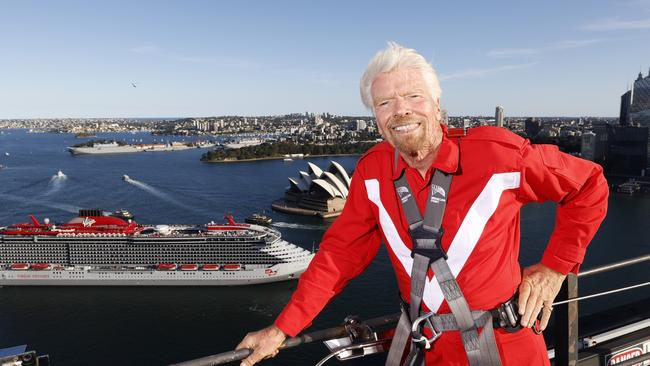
[29, 215, 41, 226]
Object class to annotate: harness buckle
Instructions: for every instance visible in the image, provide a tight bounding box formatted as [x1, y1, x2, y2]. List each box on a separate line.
[492, 297, 522, 333]
[411, 311, 442, 350]
[410, 227, 447, 261]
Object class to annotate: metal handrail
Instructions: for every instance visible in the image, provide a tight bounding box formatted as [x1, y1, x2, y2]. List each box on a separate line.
[578, 254, 650, 278]
[553, 253, 650, 366]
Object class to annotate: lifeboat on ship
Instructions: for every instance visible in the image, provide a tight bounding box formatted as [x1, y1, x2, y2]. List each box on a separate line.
[180, 264, 199, 271]
[223, 264, 242, 271]
[202, 264, 220, 271]
[31, 263, 51, 271]
[156, 263, 177, 271]
[10, 263, 29, 270]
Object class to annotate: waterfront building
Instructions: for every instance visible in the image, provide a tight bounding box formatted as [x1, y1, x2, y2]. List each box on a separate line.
[525, 117, 541, 138]
[581, 129, 608, 164]
[272, 161, 352, 218]
[605, 125, 648, 177]
[495, 106, 504, 128]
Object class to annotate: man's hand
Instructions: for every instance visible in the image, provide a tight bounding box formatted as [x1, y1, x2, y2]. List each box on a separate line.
[517, 263, 566, 331]
[236, 324, 286, 366]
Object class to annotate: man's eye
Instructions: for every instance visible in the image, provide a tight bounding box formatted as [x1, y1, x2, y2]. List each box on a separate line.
[409, 94, 422, 99]
[378, 101, 389, 107]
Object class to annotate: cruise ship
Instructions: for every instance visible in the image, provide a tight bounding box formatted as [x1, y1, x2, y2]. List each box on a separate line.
[0, 209, 314, 286]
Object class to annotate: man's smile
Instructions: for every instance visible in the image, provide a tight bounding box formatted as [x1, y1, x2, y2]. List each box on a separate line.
[391, 122, 421, 133]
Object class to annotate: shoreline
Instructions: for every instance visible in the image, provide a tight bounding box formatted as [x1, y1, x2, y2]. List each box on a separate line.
[202, 153, 362, 163]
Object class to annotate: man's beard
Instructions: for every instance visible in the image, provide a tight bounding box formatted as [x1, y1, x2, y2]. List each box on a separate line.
[387, 116, 431, 155]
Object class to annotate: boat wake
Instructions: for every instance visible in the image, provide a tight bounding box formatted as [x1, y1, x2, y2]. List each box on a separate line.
[123, 176, 197, 212]
[44, 171, 67, 195]
[272, 222, 324, 230]
[0, 193, 80, 213]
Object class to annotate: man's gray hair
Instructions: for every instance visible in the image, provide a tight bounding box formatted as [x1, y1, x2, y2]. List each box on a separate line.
[360, 42, 441, 111]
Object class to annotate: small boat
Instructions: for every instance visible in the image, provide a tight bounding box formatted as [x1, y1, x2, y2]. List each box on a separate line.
[31, 263, 51, 271]
[10, 263, 29, 270]
[55, 170, 66, 178]
[245, 213, 272, 226]
[223, 264, 242, 271]
[202, 264, 220, 271]
[180, 264, 199, 271]
[156, 263, 177, 271]
[283, 158, 293, 162]
[122, 175, 131, 181]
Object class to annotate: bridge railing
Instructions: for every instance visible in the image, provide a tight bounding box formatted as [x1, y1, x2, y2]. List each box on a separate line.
[553, 254, 650, 365]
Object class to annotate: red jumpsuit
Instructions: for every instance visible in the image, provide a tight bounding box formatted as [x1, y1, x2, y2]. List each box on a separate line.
[275, 126, 609, 365]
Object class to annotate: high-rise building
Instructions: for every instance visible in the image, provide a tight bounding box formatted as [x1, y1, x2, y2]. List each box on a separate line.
[495, 106, 504, 128]
[620, 69, 650, 166]
[620, 90, 632, 126]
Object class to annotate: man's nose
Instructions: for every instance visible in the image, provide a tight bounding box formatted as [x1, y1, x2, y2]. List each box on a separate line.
[393, 97, 411, 118]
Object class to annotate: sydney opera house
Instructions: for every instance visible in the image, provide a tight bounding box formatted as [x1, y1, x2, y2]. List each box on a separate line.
[272, 161, 352, 218]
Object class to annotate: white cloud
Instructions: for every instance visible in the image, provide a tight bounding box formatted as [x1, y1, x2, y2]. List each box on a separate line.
[439, 62, 539, 81]
[582, 17, 650, 31]
[551, 39, 603, 49]
[486, 48, 541, 59]
[487, 39, 603, 59]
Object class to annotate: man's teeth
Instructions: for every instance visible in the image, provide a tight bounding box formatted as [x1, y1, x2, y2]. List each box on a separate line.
[393, 123, 419, 132]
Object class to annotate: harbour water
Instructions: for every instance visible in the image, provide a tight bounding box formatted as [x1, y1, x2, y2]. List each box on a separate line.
[0, 129, 649, 365]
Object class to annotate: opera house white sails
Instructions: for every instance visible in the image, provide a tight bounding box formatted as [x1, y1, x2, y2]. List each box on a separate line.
[272, 161, 352, 218]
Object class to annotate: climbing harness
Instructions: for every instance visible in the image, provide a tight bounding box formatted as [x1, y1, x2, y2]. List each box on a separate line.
[385, 146, 508, 366]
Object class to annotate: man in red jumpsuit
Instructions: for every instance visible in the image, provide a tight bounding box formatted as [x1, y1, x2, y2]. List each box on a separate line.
[236, 42, 608, 365]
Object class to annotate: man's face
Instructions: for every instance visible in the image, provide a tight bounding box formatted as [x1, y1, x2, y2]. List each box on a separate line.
[371, 69, 441, 155]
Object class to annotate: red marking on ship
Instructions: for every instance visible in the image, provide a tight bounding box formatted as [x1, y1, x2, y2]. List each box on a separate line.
[265, 268, 276, 276]
[180, 264, 199, 271]
[1, 213, 140, 236]
[223, 264, 242, 271]
[202, 264, 220, 271]
[206, 214, 250, 231]
[31, 263, 51, 271]
[156, 263, 177, 271]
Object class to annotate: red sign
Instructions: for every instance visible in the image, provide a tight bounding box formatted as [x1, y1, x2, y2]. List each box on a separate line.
[607, 347, 643, 365]
[265, 268, 276, 276]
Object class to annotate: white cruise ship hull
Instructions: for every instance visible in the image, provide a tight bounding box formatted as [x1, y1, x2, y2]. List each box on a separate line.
[0, 259, 312, 286]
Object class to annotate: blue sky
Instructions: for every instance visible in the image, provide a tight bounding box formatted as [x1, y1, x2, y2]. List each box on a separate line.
[1, 0, 650, 118]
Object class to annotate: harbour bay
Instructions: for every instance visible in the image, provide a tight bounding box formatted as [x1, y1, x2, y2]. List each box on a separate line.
[0, 129, 649, 365]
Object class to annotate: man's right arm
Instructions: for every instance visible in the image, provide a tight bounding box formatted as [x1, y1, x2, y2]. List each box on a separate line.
[275, 166, 382, 335]
[237, 166, 382, 365]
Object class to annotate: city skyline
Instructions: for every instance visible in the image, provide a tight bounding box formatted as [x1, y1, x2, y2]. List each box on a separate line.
[1, 0, 650, 118]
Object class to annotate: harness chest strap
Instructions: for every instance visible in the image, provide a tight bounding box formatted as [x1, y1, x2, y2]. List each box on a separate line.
[385, 148, 502, 366]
